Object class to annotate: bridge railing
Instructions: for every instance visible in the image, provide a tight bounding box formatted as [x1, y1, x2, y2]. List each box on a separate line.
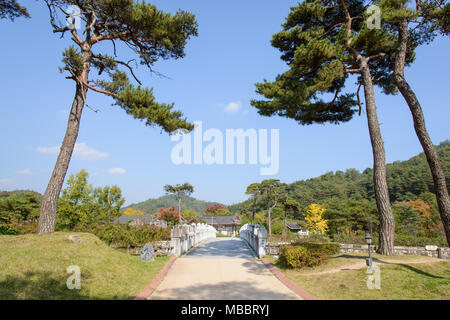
[239, 223, 267, 258]
[170, 223, 217, 256]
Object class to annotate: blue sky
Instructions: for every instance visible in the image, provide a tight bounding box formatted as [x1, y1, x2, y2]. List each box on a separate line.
[0, 0, 449, 206]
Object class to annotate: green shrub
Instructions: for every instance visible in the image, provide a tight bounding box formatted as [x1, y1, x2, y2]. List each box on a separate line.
[279, 244, 329, 269]
[0, 225, 18, 235]
[92, 223, 170, 247]
[332, 231, 379, 245]
[12, 221, 38, 234]
[394, 234, 447, 247]
[291, 242, 340, 255]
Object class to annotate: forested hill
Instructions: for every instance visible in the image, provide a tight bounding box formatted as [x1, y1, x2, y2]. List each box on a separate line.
[229, 140, 450, 212]
[124, 194, 225, 215]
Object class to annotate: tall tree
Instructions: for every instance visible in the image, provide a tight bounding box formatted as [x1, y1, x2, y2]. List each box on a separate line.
[0, 0, 30, 20]
[164, 183, 194, 224]
[37, 0, 198, 234]
[282, 198, 301, 235]
[251, 0, 402, 254]
[260, 179, 284, 236]
[380, 0, 450, 246]
[245, 182, 262, 223]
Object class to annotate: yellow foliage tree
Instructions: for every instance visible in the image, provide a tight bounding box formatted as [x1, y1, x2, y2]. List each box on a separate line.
[304, 204, 328, 233]
[123, 208, 145, 215]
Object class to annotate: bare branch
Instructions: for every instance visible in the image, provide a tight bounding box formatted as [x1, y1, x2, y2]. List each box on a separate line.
[82, 81, 119, 99]
[367, 52, 386, 61]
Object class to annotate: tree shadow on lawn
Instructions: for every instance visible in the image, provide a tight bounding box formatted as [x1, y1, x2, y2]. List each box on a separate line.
[333, 254, 446, 279]
[0, 271, 134, 300]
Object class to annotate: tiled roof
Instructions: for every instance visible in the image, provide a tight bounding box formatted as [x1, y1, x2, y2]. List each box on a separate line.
[202, 214, 241, 225]
[117, 214, 159, 225]
[286, 222, 302, 230]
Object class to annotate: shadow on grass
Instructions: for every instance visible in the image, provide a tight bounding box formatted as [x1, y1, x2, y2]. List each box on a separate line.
[0, 271, 134, 300]
[328, 254, 446, 279]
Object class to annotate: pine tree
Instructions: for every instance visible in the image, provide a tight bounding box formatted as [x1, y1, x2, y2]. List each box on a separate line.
[0, 0, 30, 21]
[164, 183, 194, 224]
[37, 1, 198, 234]
[379, 0, 450, 246]
[251, 0, 404, 254]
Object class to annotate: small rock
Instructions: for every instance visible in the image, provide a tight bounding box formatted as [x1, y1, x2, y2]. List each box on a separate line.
[140, 243, 155, 261]
[67, 235, 82, 243]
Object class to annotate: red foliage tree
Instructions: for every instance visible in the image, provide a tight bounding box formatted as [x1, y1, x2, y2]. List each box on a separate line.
[205, 204, 225, 215]
[157, 207, 179, 227]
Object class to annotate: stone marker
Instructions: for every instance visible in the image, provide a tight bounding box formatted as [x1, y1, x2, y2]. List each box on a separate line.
[67, 235, 82, 243]
[140, 243, 155, 261]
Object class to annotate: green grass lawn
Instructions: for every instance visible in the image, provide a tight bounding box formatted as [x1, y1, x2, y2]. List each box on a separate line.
[267, 253, 450, 300]
[0, 232, 170, 299]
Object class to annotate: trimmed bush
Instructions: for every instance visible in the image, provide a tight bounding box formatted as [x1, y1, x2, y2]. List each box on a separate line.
[279, 244, 329, 269]
[92, 223, 170, 247]
[292, 242, 340, 255]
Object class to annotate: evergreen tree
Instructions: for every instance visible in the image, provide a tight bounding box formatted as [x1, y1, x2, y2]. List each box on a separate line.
[0, 0, 30, 20]
[164, 183, 194, 223]
[37, 1, 198, 234]
[245, 182, 262, 223]
[379, 0, 450, 246]
[260, 179, 285, 235]
[250, 0, 403, 254]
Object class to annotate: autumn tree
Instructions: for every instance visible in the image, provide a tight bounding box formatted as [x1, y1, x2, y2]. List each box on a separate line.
[164, 183, 194, 223]
[379, 0, 450, 246]
[156, 207, 179, 228]
[251, 0, 402, 254]
[305, 204, 329, 233]
[123, 208, 145, 215]
[0, 0, 30, 20]
[37, 0, 198, 234]
[204, 204, 226, 215]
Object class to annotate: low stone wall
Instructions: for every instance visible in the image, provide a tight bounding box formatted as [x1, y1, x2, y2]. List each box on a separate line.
[239, 223, 267, 258]
[110, 241, 172, 256]
[111, 224, 217, 257]
[266, 242, 450, 259]
[170, 223, 217, 256]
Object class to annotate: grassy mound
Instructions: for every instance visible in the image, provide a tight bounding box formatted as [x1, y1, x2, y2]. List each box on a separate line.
[0, 232, 170, 299]
[268, 253, 450, 299]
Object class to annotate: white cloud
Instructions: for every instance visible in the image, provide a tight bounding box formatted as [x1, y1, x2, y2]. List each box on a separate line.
[0, 178, 13, 187]
[74, 143, 109, 160]
[108, 168, 126, 175]
[16, 168, 32, 175]
[224, 101, 242, 113]
[37, 146, 60, 154]
[37, 142, 109, 161]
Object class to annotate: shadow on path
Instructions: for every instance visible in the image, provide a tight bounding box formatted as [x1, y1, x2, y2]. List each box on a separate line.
[151, 280, 296, 300]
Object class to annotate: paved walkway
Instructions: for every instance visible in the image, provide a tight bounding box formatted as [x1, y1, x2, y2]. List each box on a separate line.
[149, 238, 301, 300]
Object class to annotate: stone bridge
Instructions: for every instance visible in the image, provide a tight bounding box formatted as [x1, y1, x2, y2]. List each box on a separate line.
[148, 223, 300, 300]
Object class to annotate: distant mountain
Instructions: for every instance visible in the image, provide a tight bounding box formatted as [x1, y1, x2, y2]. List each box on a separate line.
[229, 140, 450, 213]
[0, 190, 42, 200]
[124, 194, 225, 215]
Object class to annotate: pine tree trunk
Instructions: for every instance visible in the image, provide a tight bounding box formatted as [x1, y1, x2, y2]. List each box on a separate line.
[37, 46, 91, 234]
[37, 84, 87, 234]
[358, 57, 395, 255]
[267, 205, 272, 236]
[394, 20, 450, 246]
[178, 196, 182, 224]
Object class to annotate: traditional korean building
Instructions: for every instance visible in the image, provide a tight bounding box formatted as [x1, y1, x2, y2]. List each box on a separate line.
[202, 214, 241, 236]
